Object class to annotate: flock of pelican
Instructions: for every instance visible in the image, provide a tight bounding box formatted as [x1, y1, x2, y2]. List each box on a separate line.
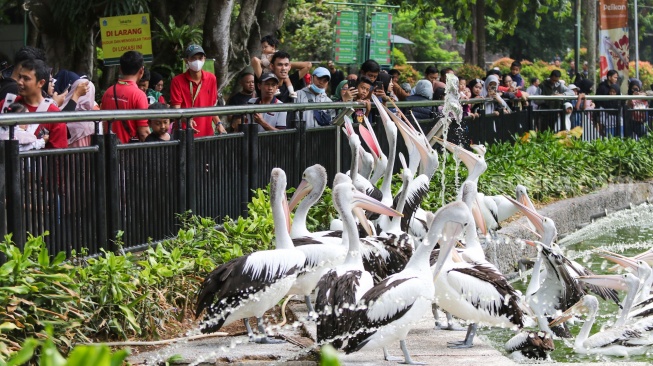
[193, 82, 653, 363]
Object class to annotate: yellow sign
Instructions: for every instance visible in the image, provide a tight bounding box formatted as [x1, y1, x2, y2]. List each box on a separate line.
[100, 13, 153, 66]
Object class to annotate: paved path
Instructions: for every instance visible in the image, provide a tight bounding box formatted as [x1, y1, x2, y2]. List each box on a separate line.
[128, 299, 649, 366]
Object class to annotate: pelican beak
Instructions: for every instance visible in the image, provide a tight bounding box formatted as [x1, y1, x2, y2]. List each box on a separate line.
[359, 124, 381, 159]
[288, 179, 312, 211]
[524, 239, 537, 247]
[600, 251, 639, 272]
[351, 190, 402, 218]
[504, 195, 545, 234]
[549, 301, 583, 327]
[471, 197, 487, 235]
[635, 250, 653, 266]
[577, 274, 630, 291]
[353, 207, 373, 236]
[283, 190, 291, 234]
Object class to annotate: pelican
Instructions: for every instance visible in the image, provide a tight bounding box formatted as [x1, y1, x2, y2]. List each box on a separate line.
[431, 200, 527, 348]
[342, 202, 470, 364]
[359, 115, 388, 185]
[550, 294, 653, 356]
[194, 168, 306, 343]
[505, 331, 555, 361]
[315, 181, 402, 349]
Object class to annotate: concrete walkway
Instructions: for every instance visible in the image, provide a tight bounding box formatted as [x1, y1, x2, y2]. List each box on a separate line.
[127, 300, 649, 365]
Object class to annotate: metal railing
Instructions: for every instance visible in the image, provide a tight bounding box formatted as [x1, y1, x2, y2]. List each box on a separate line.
[0, 96, 649, 259]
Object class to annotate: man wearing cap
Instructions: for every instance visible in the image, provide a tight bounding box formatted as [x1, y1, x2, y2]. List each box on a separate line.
[295, 67, 336, 128]
[170, 44, 226, 136]
[247, 72, 287, 131]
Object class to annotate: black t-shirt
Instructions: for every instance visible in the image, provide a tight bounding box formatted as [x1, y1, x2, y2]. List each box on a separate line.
[329, 70, 345, 95]
[227, 92, 254, 106]
[0, 78, 18, 102]
[145, 133, 168, 142]
[277, 72, 304, 103]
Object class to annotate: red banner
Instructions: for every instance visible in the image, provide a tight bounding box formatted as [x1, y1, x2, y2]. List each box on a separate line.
[599, 0, 629, 91]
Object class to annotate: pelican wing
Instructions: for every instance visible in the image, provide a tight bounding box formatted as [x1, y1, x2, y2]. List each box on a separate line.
[393, 174, 430, 233]
[362, 233, 413, 284]
[584, 326, 643, 349]
[316, 269, 364, 348]
[505, 331, 555, 360]
[195, 249, 304, 332]
[565, 259, 620, 305]
[448, 263, 525, 328]
[343, 276, 418, 354]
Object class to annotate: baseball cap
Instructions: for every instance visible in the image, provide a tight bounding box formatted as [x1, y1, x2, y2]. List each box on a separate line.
[312, 67, 331, 80]
[185, 44, 205, 58]
[568, 84, 579, 90]
[260, 72, 279, 83]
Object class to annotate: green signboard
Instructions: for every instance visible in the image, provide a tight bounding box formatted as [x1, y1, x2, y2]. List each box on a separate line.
[335, 10, 360, 64]
[369, 12, 392, 66]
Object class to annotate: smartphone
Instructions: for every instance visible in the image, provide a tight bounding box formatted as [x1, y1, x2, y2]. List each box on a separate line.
[374, 80, 383, 91]
[347, 79, 357, 89]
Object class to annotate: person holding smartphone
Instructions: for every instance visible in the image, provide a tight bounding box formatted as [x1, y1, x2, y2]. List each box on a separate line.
[341, 76, 373, 123]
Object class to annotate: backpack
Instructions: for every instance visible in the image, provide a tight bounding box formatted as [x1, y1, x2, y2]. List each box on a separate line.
[303, 91, 332, 126]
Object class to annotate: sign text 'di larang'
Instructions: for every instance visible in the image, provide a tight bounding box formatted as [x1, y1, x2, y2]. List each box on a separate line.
[100, 13, 153, 66]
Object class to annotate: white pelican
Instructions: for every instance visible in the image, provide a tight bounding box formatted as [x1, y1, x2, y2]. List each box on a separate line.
[431, 201, 527, 348]
[195, 168, 306, 343]
[315, 181, 402, 349]
[359, 114, 388, 185]
[342, 201, 470, 364]
[550, 294, 653, 356]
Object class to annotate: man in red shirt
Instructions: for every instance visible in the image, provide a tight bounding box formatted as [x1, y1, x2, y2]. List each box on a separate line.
[101, 51, 150, 143]
[170, 44, 226, 136]
[0, 58, 67, 148]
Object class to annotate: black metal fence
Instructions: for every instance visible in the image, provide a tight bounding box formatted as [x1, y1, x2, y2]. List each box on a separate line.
[0, 97, 651, 258]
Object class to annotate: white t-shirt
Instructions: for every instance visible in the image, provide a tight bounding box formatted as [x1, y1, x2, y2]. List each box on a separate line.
[248, 97, 287, 132]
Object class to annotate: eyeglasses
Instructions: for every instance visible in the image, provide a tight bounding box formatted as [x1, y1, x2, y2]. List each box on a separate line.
[632, 88, 640, 92]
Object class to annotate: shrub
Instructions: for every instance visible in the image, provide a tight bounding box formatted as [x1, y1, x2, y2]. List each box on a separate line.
[630, 61, 653, 91]
[456, 64, 486, 82]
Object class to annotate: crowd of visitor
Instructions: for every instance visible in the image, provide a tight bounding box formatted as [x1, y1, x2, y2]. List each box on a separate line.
[0, 37, 649, 150]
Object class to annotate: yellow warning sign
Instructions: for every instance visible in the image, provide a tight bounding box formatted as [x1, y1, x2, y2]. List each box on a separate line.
[100, 13, 153, 65]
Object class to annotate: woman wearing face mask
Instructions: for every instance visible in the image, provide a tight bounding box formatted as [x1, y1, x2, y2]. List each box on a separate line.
[169, 44, 226, 136]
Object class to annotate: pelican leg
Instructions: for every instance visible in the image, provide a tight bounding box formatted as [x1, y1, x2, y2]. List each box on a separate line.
[447, 323, 477, 348]
[252, 317, 284, 344]
[441, 312, 465, 331]
[305, 295, 317, 320]
[399, 340, 425, 365]
[383, 347, 403, 362]
[244, 318, 254, 338]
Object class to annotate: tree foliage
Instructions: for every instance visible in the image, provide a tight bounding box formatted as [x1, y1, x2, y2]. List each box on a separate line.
[393, 8, 460, 63]
[280, 0, 334, 62]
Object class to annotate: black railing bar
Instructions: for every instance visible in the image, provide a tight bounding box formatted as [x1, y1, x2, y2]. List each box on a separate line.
[18, 146, 98, 157]
[0, 99, 493, 126]
[195, 131, 245, 141]
[115, 140, 180, 150]
[529, 95, 653, 101]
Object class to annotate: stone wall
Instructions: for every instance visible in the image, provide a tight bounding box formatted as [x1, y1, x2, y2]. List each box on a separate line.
[487, 182, 653, 274]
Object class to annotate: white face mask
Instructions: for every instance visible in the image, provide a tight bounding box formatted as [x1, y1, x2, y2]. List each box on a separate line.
[188, 59, 204, 72]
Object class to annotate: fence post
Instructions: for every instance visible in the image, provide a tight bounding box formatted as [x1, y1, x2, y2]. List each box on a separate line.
[105, 133, 121, 252]
[240, 123, 250, 218]
[92, 134, 108, 252]
[247, 123, 259, 203]
[176, 124, 187, 214]
[5, 139, 24, 248]
[0, 141, 6, 262]
[186, 124, 196, 214]
[296, 118, 307, 186]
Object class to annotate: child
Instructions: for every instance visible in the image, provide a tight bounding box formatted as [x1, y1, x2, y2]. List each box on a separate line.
[561, 102, 573, 131]
[251, 35, 296, 97]
[145, 102, 171, 142]
[1, 102, 48, 151]
[138, 68, 150, 93]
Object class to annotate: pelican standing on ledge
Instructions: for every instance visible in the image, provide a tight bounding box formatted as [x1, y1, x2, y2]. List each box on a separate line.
[194, 168, 306, 343]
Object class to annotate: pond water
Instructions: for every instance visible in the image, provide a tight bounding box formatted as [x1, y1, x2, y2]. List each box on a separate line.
[482, 203, 653, 363]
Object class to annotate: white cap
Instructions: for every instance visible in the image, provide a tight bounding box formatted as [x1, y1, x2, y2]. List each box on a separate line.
[563, 102, 573, 109]
[568, 84, 579, 90]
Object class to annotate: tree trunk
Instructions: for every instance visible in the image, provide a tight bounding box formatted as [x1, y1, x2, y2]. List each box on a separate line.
[226, 0, 261, 88]
[585, 0, 597, 92]
[475, 0, 486, 69]
[203, 0, 236, 90]
[252, 0, 289, 58]
[464, 3, 478, 66]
